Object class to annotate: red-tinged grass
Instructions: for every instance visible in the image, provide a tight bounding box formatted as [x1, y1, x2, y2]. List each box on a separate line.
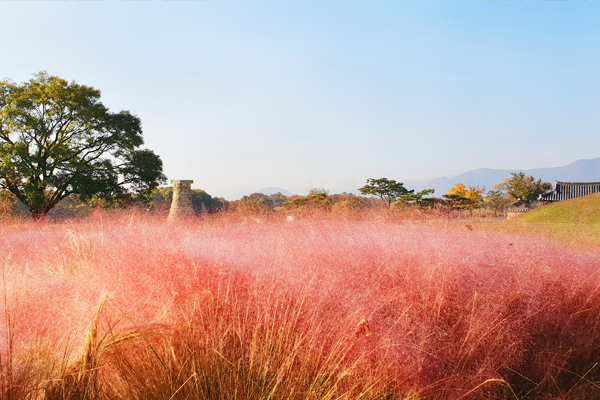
[0, 210, 600, 399]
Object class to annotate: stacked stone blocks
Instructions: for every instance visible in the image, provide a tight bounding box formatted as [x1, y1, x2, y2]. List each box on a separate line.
[168, 180, 194, 220]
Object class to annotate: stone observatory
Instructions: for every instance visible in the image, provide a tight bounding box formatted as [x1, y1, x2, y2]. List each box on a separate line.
[168, 180, 194, 220]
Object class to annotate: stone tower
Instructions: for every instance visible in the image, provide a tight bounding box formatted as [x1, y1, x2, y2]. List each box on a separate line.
[168, 180, 194, 220]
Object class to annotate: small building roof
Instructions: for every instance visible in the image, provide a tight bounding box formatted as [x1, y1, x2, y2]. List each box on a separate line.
[507, 199, 530, 213]
[539, 181, 600, 202]
[511, 200, 530, 207]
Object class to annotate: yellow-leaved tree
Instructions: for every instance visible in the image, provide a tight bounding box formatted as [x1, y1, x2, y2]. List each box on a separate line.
[444, 183, 485, 208]
[465, 186, 485, 203]
[448, 183, 467, 197]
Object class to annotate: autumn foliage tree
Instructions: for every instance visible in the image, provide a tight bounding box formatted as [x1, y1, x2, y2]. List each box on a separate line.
[283, 190, 331, 211]
[493, 172, 551, 203]
[443, 183, 485, 208]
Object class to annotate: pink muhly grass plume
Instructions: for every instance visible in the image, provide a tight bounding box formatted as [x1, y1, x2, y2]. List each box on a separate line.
[0, 212, 598, 398]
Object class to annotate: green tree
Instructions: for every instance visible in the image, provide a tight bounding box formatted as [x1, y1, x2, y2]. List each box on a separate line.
[442, 193, 475, 209]
[236, 193, 274, 213]
[0, 72, 166, 219]
[282, 190, 332, 211]
[268, 192, 288, 207]
[331, 194, 364, 212]
[396, 188, 435, 206]
[483, 190, 511, 211]
[492, 172, 551, 203]
[359, 178, 413, 207]
[242, 193, 274, 208]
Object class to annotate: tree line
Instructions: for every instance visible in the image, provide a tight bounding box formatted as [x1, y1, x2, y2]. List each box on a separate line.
[357, 173, 551, 211]
[227, 171, 550, 215]
[0, 172, 552, 219]
[1, 72, 553, 219]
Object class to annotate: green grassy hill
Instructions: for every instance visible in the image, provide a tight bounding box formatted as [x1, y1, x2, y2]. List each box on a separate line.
[503, 192, 600, 248]
[517, 192, 600, 225]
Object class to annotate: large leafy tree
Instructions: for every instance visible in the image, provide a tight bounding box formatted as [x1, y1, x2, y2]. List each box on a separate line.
[359, 178, 413, 207]
[493, 172, 551, 203]
[0, 72, 166, 219]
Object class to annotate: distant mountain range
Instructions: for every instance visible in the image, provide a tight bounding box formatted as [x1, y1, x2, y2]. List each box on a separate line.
[222, 158, 600, 200]
[406, 158, 600, 196]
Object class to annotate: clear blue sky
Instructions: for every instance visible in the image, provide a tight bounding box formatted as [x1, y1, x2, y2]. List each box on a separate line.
[2, 0, 599, 198]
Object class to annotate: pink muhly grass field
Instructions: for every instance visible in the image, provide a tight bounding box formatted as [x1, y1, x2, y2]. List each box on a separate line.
[1, 211, 600, 399]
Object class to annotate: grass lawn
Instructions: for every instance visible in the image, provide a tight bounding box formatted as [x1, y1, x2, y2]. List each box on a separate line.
[474, 193, 600, 250]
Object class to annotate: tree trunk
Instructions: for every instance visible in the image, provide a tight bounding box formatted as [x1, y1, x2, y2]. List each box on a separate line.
[30, 208, 47, 221]
[29, 201, 57, 220]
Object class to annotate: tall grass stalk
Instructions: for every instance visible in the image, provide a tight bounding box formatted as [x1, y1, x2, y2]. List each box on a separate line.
[0, 211, 599, 398]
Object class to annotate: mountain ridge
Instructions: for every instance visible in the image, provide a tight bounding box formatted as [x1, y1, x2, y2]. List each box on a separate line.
[407, 158, 600, 195]
[218, 159, 600, 200]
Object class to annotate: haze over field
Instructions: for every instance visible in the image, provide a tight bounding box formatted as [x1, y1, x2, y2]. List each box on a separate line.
[1, 211, 600, 398]
[1, 1, 599, 197]
[229, 158, 600, 200]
